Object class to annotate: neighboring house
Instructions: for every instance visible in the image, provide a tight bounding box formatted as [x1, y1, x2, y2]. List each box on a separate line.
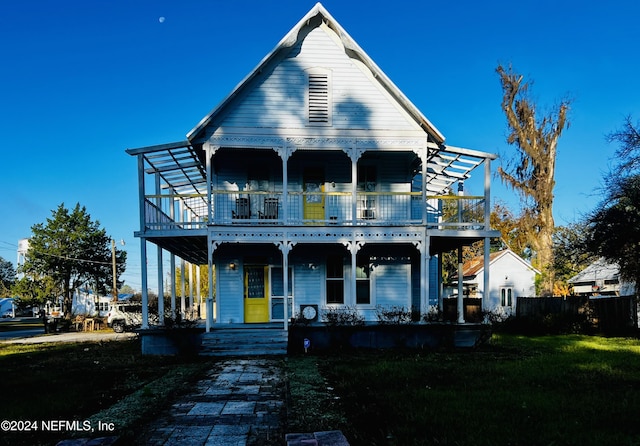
[126, 3, 499, 328]
[569, 258, 635, 296]
[448, 249, 538, 314]
[71, 289, 132, 317]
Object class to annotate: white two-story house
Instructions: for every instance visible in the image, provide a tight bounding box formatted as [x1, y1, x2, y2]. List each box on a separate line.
[127, 3, 499, 329]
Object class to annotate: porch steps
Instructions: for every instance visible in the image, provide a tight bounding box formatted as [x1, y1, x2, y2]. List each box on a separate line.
[200, 327, 288, 357]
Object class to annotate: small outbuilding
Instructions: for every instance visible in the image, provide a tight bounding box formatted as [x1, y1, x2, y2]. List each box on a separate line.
[449, 249, 538, 316]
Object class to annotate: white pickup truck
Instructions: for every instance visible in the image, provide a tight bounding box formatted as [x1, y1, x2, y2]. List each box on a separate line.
[106, 302, 144, 333]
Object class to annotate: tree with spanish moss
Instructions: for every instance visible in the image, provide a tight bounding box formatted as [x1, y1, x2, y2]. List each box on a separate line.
[496, 64, 570, 294]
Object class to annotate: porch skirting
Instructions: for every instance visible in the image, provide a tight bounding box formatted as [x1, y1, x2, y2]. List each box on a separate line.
[288, 323, 491, 353]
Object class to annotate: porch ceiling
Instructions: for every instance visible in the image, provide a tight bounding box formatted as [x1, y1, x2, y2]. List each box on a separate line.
[429, 229, 501, 255]
[146, 234, 208, 265]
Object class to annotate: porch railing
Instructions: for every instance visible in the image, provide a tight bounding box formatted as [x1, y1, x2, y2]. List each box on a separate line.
[142, 191, 488, 230]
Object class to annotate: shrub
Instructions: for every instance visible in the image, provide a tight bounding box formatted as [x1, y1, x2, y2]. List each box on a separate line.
[321, 306, 365, 326]
[375, 305, 413, 324]
[422, 305, 442, 323]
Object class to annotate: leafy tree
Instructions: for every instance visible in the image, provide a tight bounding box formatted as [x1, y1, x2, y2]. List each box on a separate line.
[586, 174, 640, 288]
[175, 264, 214, 301]
[490, 201, 530, 259]
[585, 117, 640, 288]
[20, 203, 126, 318]
[496, 64, 570, 294]
[607, 115, 640, 174]
[0, 256, 16, 297]
[552, 222, 595, 287]
[12, 275, 60, 307]
[442, 202, 523, 284]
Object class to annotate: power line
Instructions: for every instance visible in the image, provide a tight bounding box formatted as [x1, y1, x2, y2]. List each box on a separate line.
[24, 249, 118, 266]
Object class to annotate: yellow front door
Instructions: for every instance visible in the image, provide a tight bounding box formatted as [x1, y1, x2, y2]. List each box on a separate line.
[244, 266, 270, 323]
[303, 169, 325, 221]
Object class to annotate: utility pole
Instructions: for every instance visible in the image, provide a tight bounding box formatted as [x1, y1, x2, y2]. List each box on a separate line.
[111, 239, 118, 302]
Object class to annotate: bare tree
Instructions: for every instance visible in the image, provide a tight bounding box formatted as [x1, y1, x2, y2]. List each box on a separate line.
[496, 64, 570, 294]
[607, 115, 640, 174]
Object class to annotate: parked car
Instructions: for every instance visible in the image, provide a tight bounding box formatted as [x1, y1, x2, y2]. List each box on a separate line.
[1, 310, 13, 318]
[107, 302, 144, 333]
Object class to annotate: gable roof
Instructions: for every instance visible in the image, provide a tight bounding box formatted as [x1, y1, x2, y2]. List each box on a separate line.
[127, 3, 497, 201]
[568, 258, 620, 284]
[187, 2, 443, 143]
[461, 249, 540, 279]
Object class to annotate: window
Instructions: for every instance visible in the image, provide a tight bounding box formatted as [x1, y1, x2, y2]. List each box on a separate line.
[356, 257, 371, 305]
[326, 255, 344, 304]
[358, 165, 377, 219]
[357, 165, 377, 191]
[307, 70, 332, 126]
[500, 287, 513, 307]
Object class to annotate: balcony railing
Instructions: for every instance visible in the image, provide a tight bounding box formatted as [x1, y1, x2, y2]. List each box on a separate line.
[142, 191, 488, 231]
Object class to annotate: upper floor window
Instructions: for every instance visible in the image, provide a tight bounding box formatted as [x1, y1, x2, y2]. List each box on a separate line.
[307, 69, 332, 126]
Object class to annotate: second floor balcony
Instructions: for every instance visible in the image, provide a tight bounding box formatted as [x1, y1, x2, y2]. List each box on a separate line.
[143, 190, 488, 231]
[130, 140, 496, 235]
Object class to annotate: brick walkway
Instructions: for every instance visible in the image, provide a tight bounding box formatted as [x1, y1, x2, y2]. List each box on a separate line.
[135, 358, 285, 446]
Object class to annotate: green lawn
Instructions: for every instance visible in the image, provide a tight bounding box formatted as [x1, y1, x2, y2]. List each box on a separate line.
[0, 339, 213, 446]
[287, 334, 640, 446]
[3, 333, 640, 446]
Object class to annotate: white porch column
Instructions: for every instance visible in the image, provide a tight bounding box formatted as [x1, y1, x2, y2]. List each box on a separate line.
[350, 149, 360, 224]
[196, 264, 201, 318]
[483, 158, 492, 314]
[350, 241, 358, 308]
[140, 238, 149, 329]
[206, 145, 213, 224]
[457, 247, 465, 324]
[421, 237, 430, 317]
[170, 253, 176, 319]
[180, 259, 186, 316]
[188, 262, 194, 316]
[421, 147, 428, 224]
[438, 252, 444, 314]
[278, 238, 291, 331]
[135, 153, 150, 329]
[483, 237, 491, 313]
[484, 158, 491, 230]
[206, 238, 215, 331]
[278, 146, 290, 225]
[157, 247, 164, 325]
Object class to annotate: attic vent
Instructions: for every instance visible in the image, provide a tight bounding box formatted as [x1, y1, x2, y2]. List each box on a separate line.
[308, 73, 331, 125]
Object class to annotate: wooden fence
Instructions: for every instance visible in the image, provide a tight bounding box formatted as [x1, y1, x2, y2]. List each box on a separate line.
[516, 296, 638, 334]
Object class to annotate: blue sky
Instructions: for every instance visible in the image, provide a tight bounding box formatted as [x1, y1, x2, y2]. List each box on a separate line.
[1, 0, 639, 292]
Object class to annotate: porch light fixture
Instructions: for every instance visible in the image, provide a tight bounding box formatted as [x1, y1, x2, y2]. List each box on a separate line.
[229, 262, 237, 270]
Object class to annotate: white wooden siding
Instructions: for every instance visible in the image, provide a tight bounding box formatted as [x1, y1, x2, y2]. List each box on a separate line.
[291, 257, 324, 312]
[216, 259, 244, 323]
[374, 263, 411, 308]
[217, 25, 422, 132]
